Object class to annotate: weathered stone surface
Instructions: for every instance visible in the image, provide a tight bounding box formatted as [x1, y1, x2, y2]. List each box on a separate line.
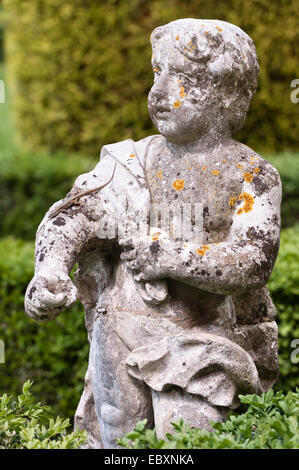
[25, 19, 281, 449]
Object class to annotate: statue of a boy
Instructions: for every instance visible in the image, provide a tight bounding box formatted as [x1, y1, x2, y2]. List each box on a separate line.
[25, 19, 281, 449]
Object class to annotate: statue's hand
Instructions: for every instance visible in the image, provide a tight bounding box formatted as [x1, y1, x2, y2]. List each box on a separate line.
[119, 229, 172, 282]
[25, 269, 77, 322]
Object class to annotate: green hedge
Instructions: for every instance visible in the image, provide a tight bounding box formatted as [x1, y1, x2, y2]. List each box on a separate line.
[0, 381, 87, 449]
[0, 225, 298, 419]
[3, 0, 298, 157]
[118, 389, 299, 449]
[268, 224, 299, 392]
[0, 149, 95, 240]
[0, 237, 88, 419]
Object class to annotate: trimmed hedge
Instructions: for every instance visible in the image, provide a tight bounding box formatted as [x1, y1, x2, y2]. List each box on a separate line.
[0, 149, 95, 240]
[0, 225, 298, 419]
[268, 224, 299, 392]
[3, 0, 299, 157]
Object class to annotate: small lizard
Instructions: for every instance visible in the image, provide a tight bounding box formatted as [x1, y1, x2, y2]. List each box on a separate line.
[48, 162, 117, 220]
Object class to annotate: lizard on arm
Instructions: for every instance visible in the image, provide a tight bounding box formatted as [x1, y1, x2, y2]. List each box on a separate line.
[25, 158, 116, 322]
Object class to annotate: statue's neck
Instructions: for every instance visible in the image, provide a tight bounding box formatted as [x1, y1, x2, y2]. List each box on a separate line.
[165, 128, 232, 157]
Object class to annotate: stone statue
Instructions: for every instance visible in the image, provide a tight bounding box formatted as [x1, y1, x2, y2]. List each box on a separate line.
[25, 19, 281, 449]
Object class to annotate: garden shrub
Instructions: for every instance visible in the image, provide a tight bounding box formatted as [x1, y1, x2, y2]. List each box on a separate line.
[2, 0, 298, 157]
[118, 388, 299, 449]
[0, 237, 88, 419]
[0, 380, 87, 448]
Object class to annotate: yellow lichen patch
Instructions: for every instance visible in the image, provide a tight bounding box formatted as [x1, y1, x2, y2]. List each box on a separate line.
[215, 26, 223, 32]
[237, 192, 255, 214]
[176, 34, 179, 40]
[237, 163, 244, 168]
[173, 99, 181, 108]
[178, 78, 182, 84]
[253, 167, 260, 173]
[179, 86, 186, 98]
[151, 232, 161, 241]
[188, 167, 192, 170]
[204, 31, 209, 34]
[197, 245, 210, 256]
[172, 179, 185, 191]
[222, 159, 227, 163]
[196, 164, 200, 168]
[202, 166, 207, 171]
[191, 45, 196, 50]
[156, 170, 163, 179]
[129, 154, 136, 158]
[242, 53, 246, 59]
[212, 170, 219, 176]
[187, 40, 193, 46]
[153, 67, 160, 72]
[229, 197, 237, 206]
[243, 172, 254, 183]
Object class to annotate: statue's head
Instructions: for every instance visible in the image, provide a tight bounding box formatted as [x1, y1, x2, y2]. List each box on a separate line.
[148, 19, 259, 144]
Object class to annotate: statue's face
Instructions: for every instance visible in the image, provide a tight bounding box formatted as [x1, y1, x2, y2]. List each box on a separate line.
[148, 34, 214, 144]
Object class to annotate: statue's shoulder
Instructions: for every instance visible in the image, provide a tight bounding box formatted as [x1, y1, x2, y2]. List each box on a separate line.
[100, 134, 164, 165]
[228, 140, 282, 192]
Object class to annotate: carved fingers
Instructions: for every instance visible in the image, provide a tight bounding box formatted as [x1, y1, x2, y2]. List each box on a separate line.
[25, 270, 77, 322]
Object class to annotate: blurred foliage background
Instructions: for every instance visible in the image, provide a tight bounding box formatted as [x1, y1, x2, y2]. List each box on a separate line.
[0, 0, 298, 420]
[2, 0, 299, 156]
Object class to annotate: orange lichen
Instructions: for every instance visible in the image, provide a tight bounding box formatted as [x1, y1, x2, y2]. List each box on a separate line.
[151, 232, 161, 241]
[197, 245, 210, 256]
[204, 31, 209, 34]
[253, 167, 260, 173]
[179, 86, 186, 98]
[202, 166, 207, 171]
[156, 170, 163, 179]
[212, 170, 219, 175]
[229, 197, 237, 206]
[188, 167, 192, 170]
[129, 154, 136, 158]
[172, 179, 185, 191]
[178, 78, 182, 84]
[243, 172, 254, 183]
[237, 163, 244, 168]
[215, 26, 223, 32]
[173, 99, 181, 108]
[153, 67, 160, 72]
[237, 192, 255, 214]
[222, 159, 227, 163]
[176, 34, 179, 40]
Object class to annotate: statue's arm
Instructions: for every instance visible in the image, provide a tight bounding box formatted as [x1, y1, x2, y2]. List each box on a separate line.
[122, 164, 282, 296]
[166, 166, 282, 295]
[25, 157, 114, 321]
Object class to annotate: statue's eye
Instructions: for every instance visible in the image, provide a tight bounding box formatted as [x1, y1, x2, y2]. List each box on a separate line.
[179, 73, 196, 85]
